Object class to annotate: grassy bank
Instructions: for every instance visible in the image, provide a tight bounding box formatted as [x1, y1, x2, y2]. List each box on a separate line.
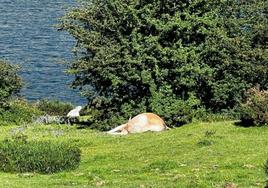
[0, 121, 267, 187]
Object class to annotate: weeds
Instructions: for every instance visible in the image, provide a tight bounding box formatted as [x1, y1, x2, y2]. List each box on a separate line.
[0, 138, 81, 174]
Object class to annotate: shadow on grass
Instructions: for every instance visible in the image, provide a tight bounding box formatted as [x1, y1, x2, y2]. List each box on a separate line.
[234, 119, 255, 128]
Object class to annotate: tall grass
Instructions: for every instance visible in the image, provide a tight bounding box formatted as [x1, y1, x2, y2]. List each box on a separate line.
[0, 138, 81, 174]
[0, 99, 43, 125]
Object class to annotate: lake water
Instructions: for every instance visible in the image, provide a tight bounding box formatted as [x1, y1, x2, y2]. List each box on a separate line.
[0, 0, 86, 105]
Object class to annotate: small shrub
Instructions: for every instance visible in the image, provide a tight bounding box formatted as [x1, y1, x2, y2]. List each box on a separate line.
[0, 60, 23, 108]
[36, 99, 74, 116]
[0, 139, 81, 173]
[0, 99, 43, 125]
[204, 130, 216, 138]
[239, 88, 268, 126]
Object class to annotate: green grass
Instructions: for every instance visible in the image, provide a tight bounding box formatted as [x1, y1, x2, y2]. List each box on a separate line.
[0, 121, 267, 187]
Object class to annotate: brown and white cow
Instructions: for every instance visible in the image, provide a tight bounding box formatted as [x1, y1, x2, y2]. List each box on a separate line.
[107, 113, 169, 135]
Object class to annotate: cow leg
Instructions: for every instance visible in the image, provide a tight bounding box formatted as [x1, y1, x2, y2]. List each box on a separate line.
[107, 124, 127, 134]
[107, 130, 128, 135]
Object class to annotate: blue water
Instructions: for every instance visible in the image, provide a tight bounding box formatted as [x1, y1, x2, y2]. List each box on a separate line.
[0, 0, 86, 105]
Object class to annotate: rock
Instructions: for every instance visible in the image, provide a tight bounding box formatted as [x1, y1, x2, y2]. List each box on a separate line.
[35, 115, 63, 124]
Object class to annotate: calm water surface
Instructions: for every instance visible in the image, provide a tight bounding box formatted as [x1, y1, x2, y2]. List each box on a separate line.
[0, 0, 86, 105]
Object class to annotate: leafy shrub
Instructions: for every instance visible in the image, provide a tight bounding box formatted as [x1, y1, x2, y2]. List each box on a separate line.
[36, 99, 74, 116]
[239, 88, 268, 126]
[197, 130, 216, 147]
[0, 99, 43, 125]
[0, 139, 81, 174]
[0, 60, 23, 108]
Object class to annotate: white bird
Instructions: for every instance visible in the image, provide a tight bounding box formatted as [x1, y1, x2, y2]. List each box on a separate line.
[67, 106, 82, 117]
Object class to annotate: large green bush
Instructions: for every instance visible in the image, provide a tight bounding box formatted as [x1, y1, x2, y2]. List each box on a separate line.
[0, 139, 81, 174]
[0, 60, 23, 108]
[239, 88, 268, 126]
[60, 0, 267, 129]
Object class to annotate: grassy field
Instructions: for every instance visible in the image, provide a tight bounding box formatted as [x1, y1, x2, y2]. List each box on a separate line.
[0, 121, 267, 188]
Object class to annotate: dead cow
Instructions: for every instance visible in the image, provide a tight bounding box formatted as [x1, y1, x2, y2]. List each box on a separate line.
[107, 113, 169, 135]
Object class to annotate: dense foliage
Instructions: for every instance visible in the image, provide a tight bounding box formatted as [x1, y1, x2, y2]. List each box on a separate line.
[0, 138, 81, 174]
[0, 99, 43, 125]
[239, 88, 268, 126]
[36, 99, 74, 116]
[0, 60, 23, 108]
[61, 0, 267, 129]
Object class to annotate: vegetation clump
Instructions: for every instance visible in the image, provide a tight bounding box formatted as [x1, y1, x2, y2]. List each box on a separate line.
[239, 88, 268, 126]
[0, 60, 23, 108]
[0, 137, 81, 174]
[35, 99, 74, 116]
[0, 99, 43, 125]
